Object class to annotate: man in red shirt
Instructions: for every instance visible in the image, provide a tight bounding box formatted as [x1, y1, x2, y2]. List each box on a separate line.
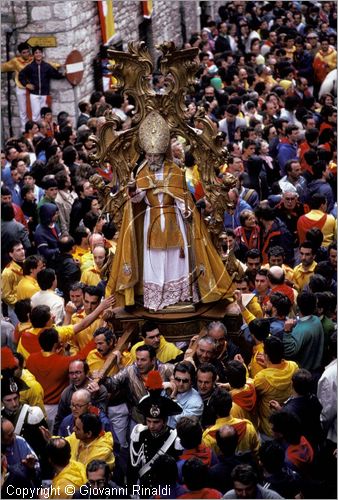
[1, 185, 27, 226]
[267, 266, 297, 305]
[26, 295, 115, 430]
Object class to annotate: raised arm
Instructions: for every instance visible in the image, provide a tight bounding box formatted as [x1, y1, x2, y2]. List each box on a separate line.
[73, 295, 116, 335]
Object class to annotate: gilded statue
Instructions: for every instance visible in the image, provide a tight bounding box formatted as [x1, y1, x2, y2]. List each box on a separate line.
[89, 42, 237, 311]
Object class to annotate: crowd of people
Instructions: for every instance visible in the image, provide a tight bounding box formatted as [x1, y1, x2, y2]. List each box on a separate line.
[1, 1, 337, 499]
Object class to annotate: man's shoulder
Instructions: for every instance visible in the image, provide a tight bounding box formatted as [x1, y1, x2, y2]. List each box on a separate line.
[111, 363, 134, 380]
[190, 387, 203, 401]
[253, 367, 271, 384]
[1, 264, 15, 277]
[60, 384, 75, 400]
[292, 263, 302, 272]
[237, 198, 251, 211]
[178, 387, 201, 402]
[326, 212, 336, 223]
[202, 421, 219, 435]
[322, 359, 337, 379]
[15, 434, 33, 451]
[256, 484, 283, 499]
[56, 324, 74, 334]
[24, 404, 45, 425]
[221, 488, 236, 498]
[15, 434, 28, 445]
[31, 290, 43, 301]
[130, 423, 148, 442]
[282, 359, 299, 374]
[60, 413, 74, 426]
[41, 60, 54, 68]
[21, 60, 35, 69]
[130, 340, 144, 354]
[278, 141, 294, 151]
[236, 117, 247, 126]
[307, 315, 324, 331]
[87, 348, 101, 360]
[26, 350, 43, 363]
[51, 291, 64, 303]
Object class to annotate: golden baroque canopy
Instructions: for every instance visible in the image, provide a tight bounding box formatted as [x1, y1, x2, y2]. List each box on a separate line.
[89, 41, 237, 242]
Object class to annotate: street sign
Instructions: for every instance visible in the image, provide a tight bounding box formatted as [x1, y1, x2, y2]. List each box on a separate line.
[65, 50, 84, 86]
[27, 36, 57, 47]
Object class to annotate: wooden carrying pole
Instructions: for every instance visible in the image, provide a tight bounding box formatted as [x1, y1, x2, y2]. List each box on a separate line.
[94, 322, 137, 381]
[185, 325, 208, 359]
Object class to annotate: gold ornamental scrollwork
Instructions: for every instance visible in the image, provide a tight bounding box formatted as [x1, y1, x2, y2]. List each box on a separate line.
[89, 41, 236, 240]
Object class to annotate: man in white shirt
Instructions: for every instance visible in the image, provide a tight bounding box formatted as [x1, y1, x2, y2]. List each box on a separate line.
[168, 362, 203, 429]
[317, 331, 337, 445]
[31, 268, 65, 325]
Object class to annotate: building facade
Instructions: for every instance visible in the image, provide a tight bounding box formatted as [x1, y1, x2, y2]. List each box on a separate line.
[1, 0, 204, 140]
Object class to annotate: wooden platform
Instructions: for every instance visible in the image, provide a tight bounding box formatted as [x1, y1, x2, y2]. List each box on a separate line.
[114, 300, 243, 342]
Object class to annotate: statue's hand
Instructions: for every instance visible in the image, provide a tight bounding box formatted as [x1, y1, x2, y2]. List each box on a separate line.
[127, 179, 136, 189]
[127, 173, 136, 191]
[182, 208, 192, 221]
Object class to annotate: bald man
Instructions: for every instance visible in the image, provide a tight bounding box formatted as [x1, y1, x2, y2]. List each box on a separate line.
[208, 425, 242, 494]
[80, 233, 106, 273]
[268, 266, 297, 304]
[81, 246, 107, 286]
[57, 388, 111, 436]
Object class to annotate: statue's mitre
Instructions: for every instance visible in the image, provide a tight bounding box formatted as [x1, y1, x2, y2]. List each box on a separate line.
[139, 111, 170, 154]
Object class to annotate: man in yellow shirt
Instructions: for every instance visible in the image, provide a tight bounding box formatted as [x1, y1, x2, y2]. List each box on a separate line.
[46, 438, 87, 499]
[13, 351, 46, 414]
[233, 277, 263, 318]
[248, 318, 271, 378]
[12, 298, 32, 348]
[71, 227, 91, 268]
[2, 241, 25, 324]
[1, 42, 33, 130]
[42, 413, 115, 470]
[313, 38, 337, 85]
[87, 327, 132, 377]
[226, 360, 258, 426]
[69, 286, 103, 351]
[87, 326, 132, 448]
[297, 196, 336, 248]
[71, 413, 114, 469]
[130, 320, 182, 364]
[81, 246, 107, 286]
[16, 255, 45, 300]
[262, 246, 294, 283]
[79, 233, 106, 273]
[202, 388, 260, 459]
[254, 336, 298, 438]
[63, 282, 86, 326]
[293, 242, 317, 291]
[17, 295, 115, 360]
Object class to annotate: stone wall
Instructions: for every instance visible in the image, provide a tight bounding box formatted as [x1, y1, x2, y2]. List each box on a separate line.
[202, 2, 224, 25]
[1, 0, 101, 139]
[1, 0, 200, 141]
[113, 1, 141, 50]
[110, 1, 200, 63]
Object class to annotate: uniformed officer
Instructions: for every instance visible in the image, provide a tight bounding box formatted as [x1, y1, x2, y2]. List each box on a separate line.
[1, 370, 49, 477]
[128, 370, 183, 495]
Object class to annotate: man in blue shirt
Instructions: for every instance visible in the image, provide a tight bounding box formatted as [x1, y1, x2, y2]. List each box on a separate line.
[277, 125, 300, 176]
[224, 188, 251, 229]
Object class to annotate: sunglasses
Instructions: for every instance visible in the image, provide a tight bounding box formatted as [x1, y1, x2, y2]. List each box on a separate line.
[175, 377, 190, 383]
